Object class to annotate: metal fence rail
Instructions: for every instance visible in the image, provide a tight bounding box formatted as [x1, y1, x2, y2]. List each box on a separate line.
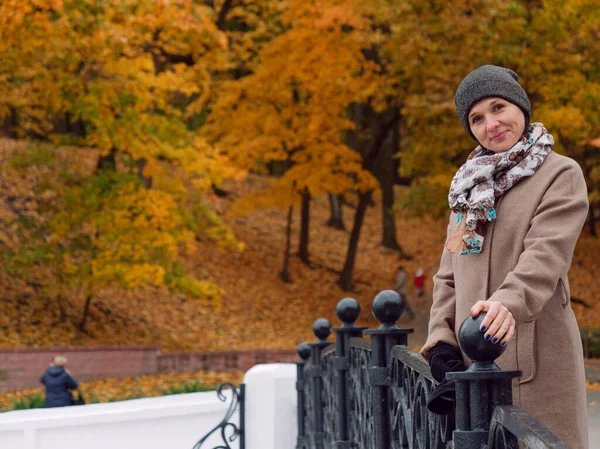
[390, 345, 453, 449]
[296, 290, 570, 449]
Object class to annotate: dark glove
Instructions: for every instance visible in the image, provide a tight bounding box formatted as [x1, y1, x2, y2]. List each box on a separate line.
[427, 343, 467, 415]
[427, 378, 457, 415]
[428, 343, 466, 382]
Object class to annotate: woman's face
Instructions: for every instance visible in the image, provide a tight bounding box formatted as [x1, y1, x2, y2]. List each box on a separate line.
[468, 97, 525, 153]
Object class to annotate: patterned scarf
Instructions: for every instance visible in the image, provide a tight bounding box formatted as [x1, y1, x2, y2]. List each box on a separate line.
[445, 122, 553, 255]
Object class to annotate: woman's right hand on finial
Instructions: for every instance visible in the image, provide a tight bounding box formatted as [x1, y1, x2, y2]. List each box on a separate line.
[471, 300, 516, 346]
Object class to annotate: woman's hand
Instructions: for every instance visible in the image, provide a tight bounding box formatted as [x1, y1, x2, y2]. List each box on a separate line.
[470, 300, 515, 346]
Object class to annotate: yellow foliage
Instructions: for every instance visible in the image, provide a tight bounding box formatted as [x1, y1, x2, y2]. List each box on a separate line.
[205, 0, 387, 215]
[0, 139, 237, 316]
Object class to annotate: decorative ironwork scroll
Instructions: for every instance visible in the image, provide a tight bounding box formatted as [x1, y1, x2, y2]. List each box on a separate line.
[303, 361, 315, 449]
[390, 346, 453, 449]
[192, 382, 244, 449]
[348, 339, 374, 449]
[321, 347, 338, 449]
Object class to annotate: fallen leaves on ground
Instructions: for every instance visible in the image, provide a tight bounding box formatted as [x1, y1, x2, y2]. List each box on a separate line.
[1, 139, 599, 354]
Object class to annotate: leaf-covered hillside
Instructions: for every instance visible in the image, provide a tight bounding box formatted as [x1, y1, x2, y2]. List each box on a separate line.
[1, 139, 599, 352]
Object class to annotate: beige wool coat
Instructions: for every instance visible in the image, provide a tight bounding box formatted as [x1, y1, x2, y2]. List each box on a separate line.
[421, 151, 589, 449]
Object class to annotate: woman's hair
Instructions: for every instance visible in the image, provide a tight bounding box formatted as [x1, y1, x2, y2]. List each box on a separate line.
[53, 355, 68, 367]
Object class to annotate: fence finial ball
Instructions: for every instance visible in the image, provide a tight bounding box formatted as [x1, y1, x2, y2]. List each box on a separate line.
[312, 318, 332, 342]
[458, 313, 506, 364]
[297, 342, 311, 361]
[336, 297, 360, 326]
[372, 290, 404, 324]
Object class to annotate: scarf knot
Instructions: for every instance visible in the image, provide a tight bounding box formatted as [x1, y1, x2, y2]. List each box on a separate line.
[445, 123, 553, 255]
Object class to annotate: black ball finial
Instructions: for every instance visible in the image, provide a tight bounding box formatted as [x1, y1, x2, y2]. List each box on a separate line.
[458, 313, 506, 365]
[312, 318, 332, 342]
[297, 342, 311, 361]
[372, 290, 404, 327]
[336, 297, 361, 327]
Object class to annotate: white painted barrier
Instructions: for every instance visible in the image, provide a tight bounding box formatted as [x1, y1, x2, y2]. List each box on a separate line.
[0, 389, 238, 449]
[243, 363, 297, 449]
[0, 363, 298, 449]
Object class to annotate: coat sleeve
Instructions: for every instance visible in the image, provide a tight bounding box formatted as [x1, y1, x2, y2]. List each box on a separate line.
[488, 162, 589, 325]
[40, 373, 47, 385]
[66, 374, 78, 390]
[420, 215, 460, 361]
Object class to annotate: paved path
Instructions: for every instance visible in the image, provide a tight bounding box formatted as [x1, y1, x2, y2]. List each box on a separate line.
[587, 360, 600, 447]
[589, 392, 600, 448]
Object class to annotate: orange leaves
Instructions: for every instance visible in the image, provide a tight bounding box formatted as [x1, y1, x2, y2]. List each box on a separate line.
[317, 6, 363, 30]
[204, 0, 386, 219]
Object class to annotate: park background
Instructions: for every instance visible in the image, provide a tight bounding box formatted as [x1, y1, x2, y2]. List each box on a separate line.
[0, 0, 599, 408]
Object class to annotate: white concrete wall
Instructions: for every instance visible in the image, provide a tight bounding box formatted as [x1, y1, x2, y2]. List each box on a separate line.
[0, 363, 299, 449]
[0, 389, 238, 449]
[244, 363, 297, 449]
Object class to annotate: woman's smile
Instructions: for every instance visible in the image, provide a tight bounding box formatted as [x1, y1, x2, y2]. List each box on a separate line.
[491, 130, 509, 141]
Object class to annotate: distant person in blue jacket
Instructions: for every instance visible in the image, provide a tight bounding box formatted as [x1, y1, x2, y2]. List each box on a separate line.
[40, 356, 78, 408]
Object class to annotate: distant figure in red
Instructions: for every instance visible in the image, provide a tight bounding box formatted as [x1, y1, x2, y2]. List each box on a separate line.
[393, 265, 416, 320]
[413, 267, 426, 297]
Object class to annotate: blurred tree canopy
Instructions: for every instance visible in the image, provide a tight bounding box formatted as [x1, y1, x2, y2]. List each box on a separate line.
[1, 0, 599, 302]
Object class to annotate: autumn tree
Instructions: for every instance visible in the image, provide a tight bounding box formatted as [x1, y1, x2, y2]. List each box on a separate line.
[0, 0, 244, 329]
[378, 0, 529, 218]
[205, 0, 382, 279]
[520, 0, 600, 236]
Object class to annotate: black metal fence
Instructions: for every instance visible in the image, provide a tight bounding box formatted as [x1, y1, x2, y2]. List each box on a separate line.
[296, 290, 570, 449]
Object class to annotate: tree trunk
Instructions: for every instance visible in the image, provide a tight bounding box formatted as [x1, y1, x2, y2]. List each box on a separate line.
[338, 106, 398, 290]
[97, 147, 117, 171]
[2, 107, 18, 138]
[298, 190, 310, 264]
[339, 192, 372, 291]
[56, 295, 68, 322]
[379, 122, 400, 250]
[79, 291, 93, 331]
[136, 158, 153, 189]
[211, 184, 229, 197]
[281, 205, 294, 282]
[215, 0, 234, 30]
[64, 112, 86, 136]
[326, 194, 345, 230]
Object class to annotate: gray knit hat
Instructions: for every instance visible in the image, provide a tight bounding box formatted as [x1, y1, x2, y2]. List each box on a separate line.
[455, 65, 531, 141]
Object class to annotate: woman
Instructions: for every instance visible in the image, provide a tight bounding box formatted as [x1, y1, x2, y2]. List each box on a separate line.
[40, 355, 79, 408]
[421, 65, 589, 449]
